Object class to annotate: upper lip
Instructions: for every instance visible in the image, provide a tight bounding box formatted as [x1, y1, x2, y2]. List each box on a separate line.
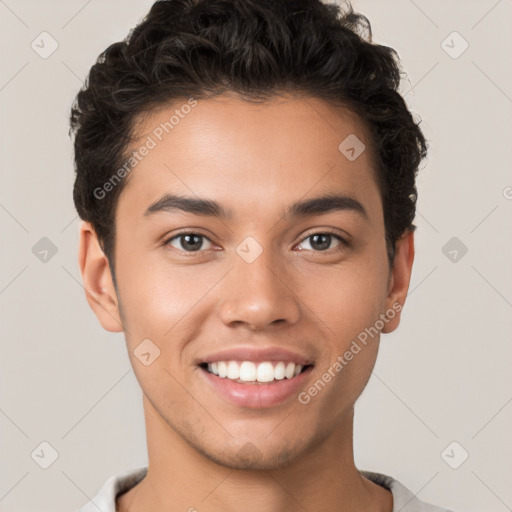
[198, 347, 313, 366]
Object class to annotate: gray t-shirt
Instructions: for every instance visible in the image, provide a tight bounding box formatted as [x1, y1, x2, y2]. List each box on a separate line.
[76, 466, 454, 512]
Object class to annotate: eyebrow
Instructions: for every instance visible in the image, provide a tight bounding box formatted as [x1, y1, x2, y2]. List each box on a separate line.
[143, 192, 368, 220]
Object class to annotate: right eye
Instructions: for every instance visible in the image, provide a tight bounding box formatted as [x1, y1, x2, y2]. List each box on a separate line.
[164, 232, 214, 252]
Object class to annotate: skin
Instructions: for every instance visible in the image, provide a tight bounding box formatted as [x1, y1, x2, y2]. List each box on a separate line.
[78, 93, 414, 512]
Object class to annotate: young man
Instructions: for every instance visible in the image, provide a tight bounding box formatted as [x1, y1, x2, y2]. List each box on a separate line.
[71, 0, 454, 511]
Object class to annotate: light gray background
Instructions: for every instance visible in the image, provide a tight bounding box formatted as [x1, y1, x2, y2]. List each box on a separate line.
[1, 1, 511, 511]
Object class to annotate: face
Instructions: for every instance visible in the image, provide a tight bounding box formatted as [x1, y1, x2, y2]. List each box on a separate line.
[79, 93, 413, 470]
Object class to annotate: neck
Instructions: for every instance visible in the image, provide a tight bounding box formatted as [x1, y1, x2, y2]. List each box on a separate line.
[117, 395, 392, 512]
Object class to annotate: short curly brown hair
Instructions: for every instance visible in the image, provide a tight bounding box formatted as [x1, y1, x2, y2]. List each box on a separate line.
[69, 0, 427, 284]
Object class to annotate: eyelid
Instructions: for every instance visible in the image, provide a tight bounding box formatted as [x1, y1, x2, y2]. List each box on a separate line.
[298, 228, 351, 245]
[162, 227, 213, 243]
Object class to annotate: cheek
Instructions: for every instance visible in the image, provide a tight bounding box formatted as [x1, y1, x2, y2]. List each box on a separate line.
[117, 245, 174, 312]
[302, 258, 389, 342]
[115, 250, 219, 347]
[301, 266, 388, 420]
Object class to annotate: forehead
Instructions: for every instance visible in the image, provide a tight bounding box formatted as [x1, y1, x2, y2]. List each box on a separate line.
[118, 93, 381, 222]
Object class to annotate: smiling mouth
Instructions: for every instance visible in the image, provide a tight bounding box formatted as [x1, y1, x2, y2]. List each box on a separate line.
[199, 360, 314, 384]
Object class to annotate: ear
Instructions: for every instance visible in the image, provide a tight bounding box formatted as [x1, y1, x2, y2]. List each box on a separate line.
[381, 230, 415, 334]
[77, 221, 124, 333]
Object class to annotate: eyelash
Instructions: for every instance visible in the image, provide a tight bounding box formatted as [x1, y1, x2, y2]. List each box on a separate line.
[162, 230, 350, 254]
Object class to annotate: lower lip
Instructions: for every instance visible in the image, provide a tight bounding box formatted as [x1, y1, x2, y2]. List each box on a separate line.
[200, 366, 313, 409]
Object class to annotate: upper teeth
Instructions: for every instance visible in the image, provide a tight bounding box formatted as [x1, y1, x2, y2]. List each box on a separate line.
[207, 361, 303, 382]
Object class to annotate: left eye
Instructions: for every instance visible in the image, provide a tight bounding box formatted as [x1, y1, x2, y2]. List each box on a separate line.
[297, 233, 345, 252]
[166, 233, 213, 252]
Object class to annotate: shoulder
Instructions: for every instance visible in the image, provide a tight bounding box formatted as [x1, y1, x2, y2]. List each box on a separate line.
[360, 470, 455, 512]
[75, 466, 148, 512]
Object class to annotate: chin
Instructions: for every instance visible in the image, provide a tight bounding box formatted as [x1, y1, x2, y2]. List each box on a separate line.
[207, 444, 300, 471]
[188, 433, 306, 471]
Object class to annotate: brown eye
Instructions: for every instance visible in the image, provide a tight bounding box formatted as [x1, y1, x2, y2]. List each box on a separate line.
[297, 232, 347, 252]
[165, 233, 213, 252]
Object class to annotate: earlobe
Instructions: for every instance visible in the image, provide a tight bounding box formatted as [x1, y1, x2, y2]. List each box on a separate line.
[77, 221, 124, 333]
[381, 230, 415, 334]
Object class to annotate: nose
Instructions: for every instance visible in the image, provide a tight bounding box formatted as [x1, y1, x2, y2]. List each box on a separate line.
[217, 247, 301, 331]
